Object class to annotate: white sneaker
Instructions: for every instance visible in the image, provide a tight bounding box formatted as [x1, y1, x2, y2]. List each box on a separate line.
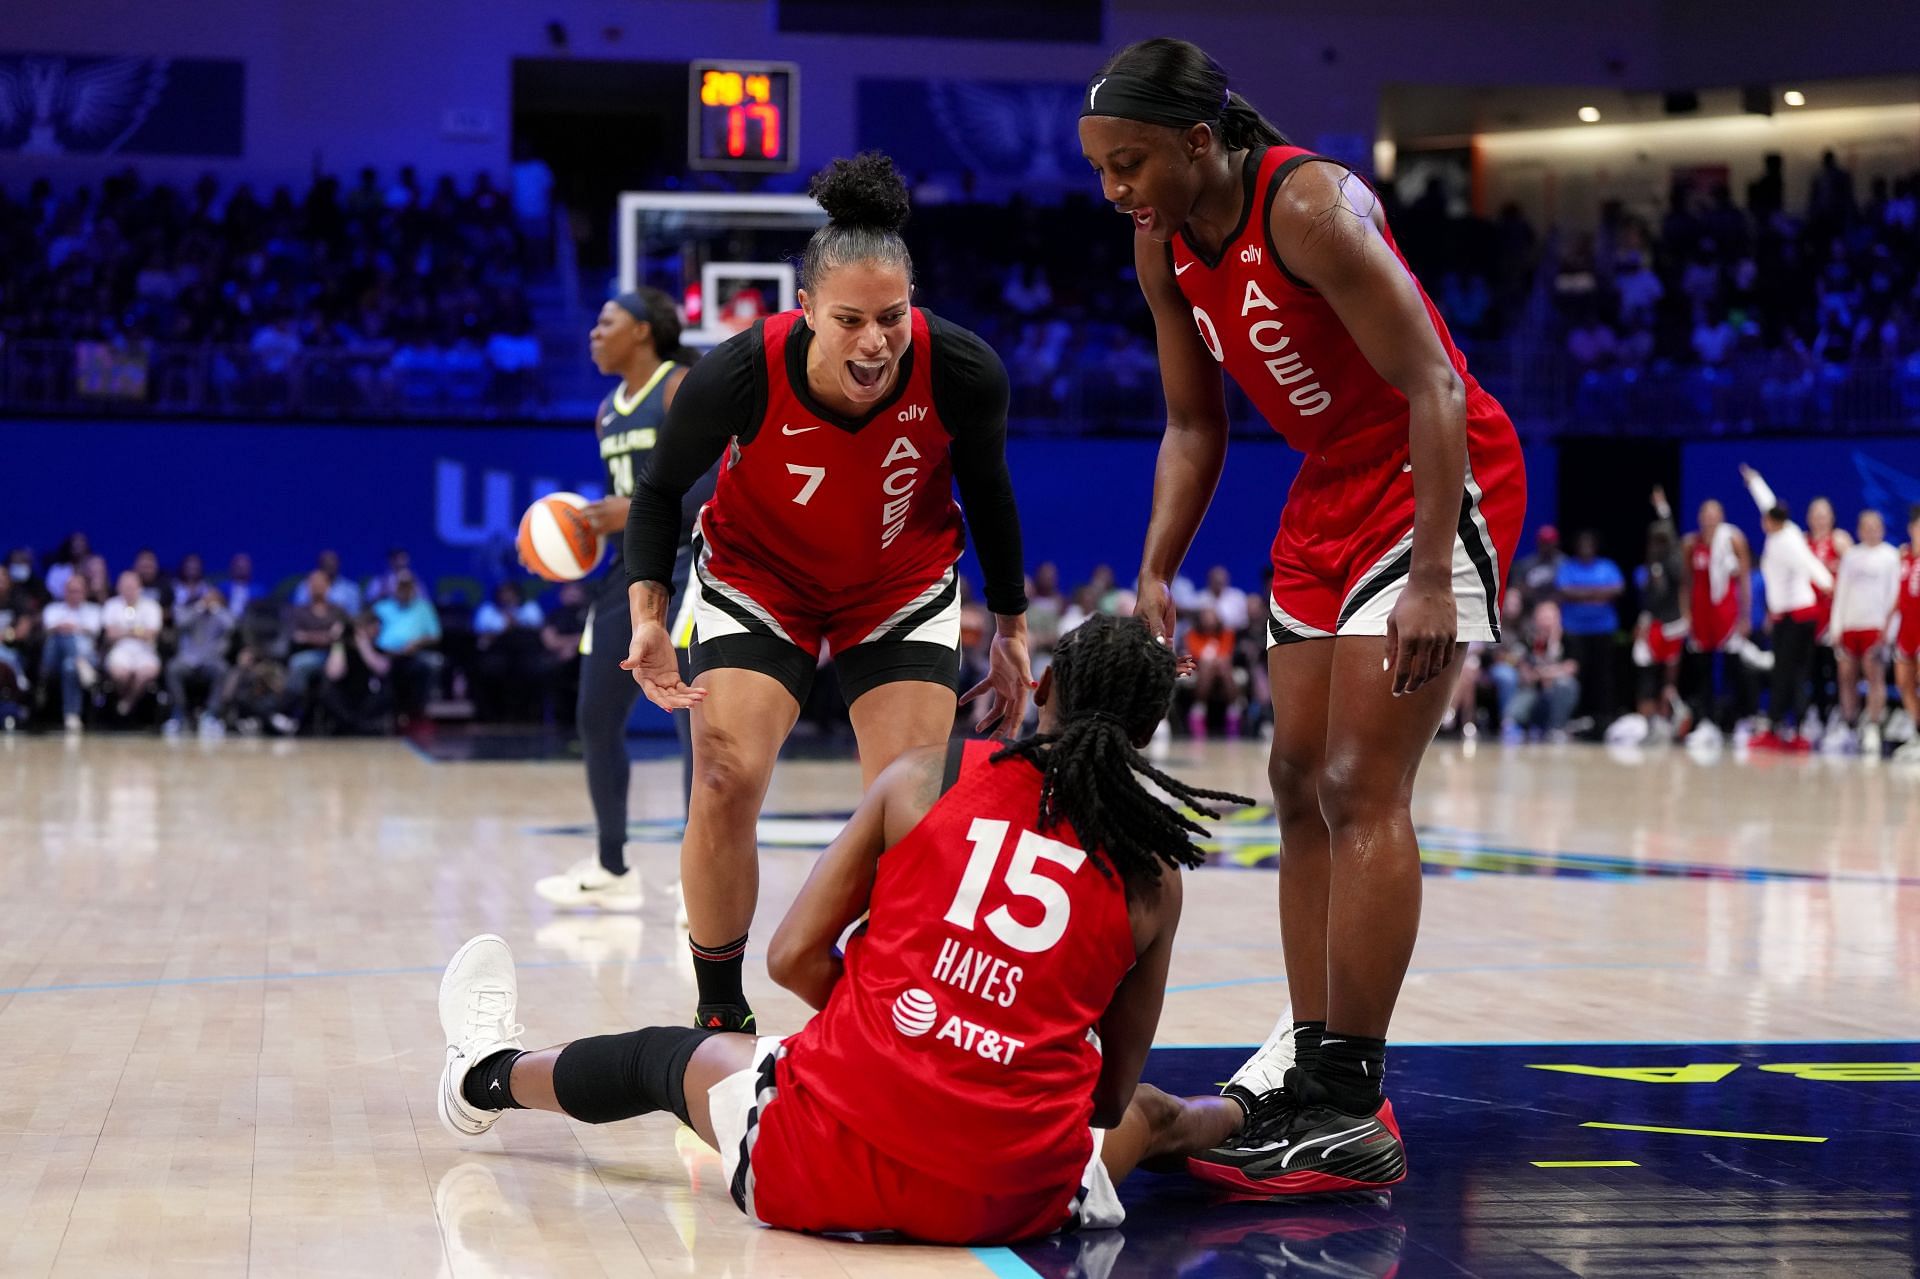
[63, 713, 82, 734]
[437, 934, 526, 1139]
[1888, 709, 1916, 744]
[1862, 722, 1883, 757]
[1820, 726, 1856, 756]
[162, 717, 183, 737]
[534, 856, 644, 911]
[1687, 720, 1724, 748]
[198, 712, 225, 739]
[1894, 738, 1920, 764]
[1222, 1005, 1298, 1112]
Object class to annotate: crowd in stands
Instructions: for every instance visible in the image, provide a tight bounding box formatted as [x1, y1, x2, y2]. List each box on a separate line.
[0, 166, 542, 411]
[1449, 475, 1920, 759]
[0, 537, 586, 737]
[10, 149, 1919, 431]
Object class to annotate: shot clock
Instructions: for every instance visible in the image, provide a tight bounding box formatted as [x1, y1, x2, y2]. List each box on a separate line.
[688, 60, 798, 172]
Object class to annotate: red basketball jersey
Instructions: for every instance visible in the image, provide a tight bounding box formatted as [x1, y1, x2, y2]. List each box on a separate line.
[1898, 549, 1920, 648]
[1689, 535, 1742, 651]
[1808, 532, 1841, 625]
[697, 309, 967, 601]
[1167, 145, 1508, 468]
[783, 739, 1137, 1196]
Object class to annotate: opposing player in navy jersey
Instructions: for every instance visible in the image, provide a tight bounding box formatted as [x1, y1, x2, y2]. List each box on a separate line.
[528, 289, 714, 912]
[1081, 39, 1527, 1191]
[619, 153, 1034, 1031]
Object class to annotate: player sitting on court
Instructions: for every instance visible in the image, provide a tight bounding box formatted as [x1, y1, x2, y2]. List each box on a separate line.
[435, 615, 1268, 1244]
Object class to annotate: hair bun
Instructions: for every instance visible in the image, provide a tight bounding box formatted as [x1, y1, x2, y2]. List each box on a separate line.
[808, 152, 911, 234]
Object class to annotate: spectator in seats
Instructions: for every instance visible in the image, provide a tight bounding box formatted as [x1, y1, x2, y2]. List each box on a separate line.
[1002, 263, 1054, 317]
[1566, 309, 1618, 370]
[317, 610, 392, 735]
[472, 581, 547, 721]
[1198, 565, 1249, 635]
[172, 553, 210, 613]
[102, 570, 164, 718]
[373, 569, 442, 722]
[1807, 150, 1856, 236]
[540, 581, 588, 730]
[164, 586, 234, 735]
[1692, 303, 1738, 366]
[1500, 601, 1581, 742]
[8, 547, 47, 608]
[285, 571, 346, 717]
[1183, 606, 1239, 737]
[224, 553, 257, 615]
[954, 601, 994, 734]
[0, 572, 34, 697]
[40, 574, 102, 732]
[130, 548, 171, 610]
[1505, 525, 1562, 625]
[1026, 562, 1064, 667]
[366, 547, 411, 603]
[81, 555, 111, 604]
[292, 549, 364, 613]
[1555, 530, 1624, 734]
[43, 531, 89, 600]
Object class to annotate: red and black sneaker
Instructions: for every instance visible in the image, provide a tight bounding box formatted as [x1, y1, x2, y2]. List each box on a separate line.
[1189, 1094, 1407, 1196]
[695, 1004, 756, 1032]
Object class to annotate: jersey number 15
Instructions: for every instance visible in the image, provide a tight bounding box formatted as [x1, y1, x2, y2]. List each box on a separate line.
[943, 818, 1087, 955]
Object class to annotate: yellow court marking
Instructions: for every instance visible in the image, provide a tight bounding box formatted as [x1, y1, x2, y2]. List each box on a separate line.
[1531, 1160, 1640, 1168]
[1581, 1122, 1827, 1143]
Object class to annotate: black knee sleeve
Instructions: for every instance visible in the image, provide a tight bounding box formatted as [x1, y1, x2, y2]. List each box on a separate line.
[551, 1026, 718, 1126]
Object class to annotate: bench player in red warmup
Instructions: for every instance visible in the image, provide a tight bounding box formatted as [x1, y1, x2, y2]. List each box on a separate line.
[434, 616, 1273, 1244]
[1080, 39, 1528, 1193]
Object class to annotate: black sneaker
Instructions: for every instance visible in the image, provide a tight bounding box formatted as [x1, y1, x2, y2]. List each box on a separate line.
[695, 1004, 756, 1033]
[1189, 1070, 1406, 1195]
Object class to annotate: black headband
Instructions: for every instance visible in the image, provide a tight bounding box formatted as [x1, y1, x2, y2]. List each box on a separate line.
[613, 291, 650, 325]
[1081, 72, 1228, 128]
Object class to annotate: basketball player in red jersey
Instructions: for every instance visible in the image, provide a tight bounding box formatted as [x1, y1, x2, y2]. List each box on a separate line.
[1680, 498, 1756, 741]
[619, 153, 1033, 1032]
[1802, 495, 1850, 734]
[1078, 39, 1526, 1191]
[1892, 507, 1920, 763]
[434, 617, 1288, 1243]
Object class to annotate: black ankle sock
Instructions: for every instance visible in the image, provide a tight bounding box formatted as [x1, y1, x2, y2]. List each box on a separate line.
[598, 839, 627, 876]
[461, 1048, 526, 1111]
[1315, 1030, 1387, 1113]
[1292, 1020, 1327, 1075]
[689, 933, 749, 1008]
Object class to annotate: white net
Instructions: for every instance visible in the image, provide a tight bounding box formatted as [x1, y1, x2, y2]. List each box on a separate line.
[616, 192, 827, 348]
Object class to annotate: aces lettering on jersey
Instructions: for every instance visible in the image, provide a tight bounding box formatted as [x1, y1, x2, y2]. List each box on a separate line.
[1191, 278, 1334, 417]
[879, 430, 922, 549]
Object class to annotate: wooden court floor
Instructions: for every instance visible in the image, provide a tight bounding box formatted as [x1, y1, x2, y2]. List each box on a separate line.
[2, 733, 1916, 1277]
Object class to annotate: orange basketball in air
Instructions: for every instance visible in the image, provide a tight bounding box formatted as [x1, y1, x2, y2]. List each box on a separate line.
[517, 492, 605, 582]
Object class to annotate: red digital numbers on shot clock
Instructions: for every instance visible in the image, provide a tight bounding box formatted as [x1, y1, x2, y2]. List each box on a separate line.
[690, 62, 798, 172]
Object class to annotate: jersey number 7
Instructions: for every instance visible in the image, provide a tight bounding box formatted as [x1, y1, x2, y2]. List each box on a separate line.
[943, 818, 1087, 954]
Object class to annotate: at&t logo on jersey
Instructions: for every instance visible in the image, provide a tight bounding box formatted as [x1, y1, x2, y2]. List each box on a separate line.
[892, 988, 939, 1037]
[935, 1015, 1025, 1065]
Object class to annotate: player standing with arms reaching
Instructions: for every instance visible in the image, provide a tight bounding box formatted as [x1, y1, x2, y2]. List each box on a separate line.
[435, 617, 1267, 1242]
[621, 153, 1033, 1031]
[1079, 38, 1525, 1191]
[530, 290, 712, 911]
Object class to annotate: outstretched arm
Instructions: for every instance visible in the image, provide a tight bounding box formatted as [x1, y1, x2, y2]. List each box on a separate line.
[766, 745, 947, 1010]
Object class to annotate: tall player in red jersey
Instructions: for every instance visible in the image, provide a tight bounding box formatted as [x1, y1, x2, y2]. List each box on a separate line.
[620, 154, 1034, 1032]
[1079, 39, 1526, 1191]
[432, 617, 1290, 1243]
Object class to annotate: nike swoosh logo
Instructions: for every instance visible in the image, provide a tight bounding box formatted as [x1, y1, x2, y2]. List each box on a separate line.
[1174, 262, 1194, 276]
[781, 424, 820, 436]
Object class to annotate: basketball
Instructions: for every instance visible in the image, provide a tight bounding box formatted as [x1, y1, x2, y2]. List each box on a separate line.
[517, 492, 604, 582]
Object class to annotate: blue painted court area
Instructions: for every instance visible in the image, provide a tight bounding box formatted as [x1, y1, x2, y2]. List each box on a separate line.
[1010, 1043, 1920, 1278]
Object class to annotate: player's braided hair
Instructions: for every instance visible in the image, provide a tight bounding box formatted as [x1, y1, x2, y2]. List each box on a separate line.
[802, 151, 914, 292]
[1097, 38, 1289, 151]
[993, 614, 1255, 885]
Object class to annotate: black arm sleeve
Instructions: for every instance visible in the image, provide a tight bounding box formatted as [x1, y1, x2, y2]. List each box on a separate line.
[624, 330, 759, 592]
[928, 312, 1028, 616]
